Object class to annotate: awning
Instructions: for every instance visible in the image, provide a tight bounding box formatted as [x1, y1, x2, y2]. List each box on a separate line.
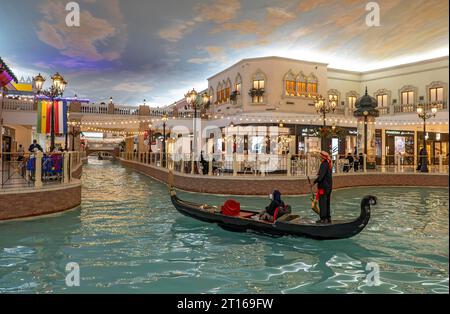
[0, 56, 18, 87]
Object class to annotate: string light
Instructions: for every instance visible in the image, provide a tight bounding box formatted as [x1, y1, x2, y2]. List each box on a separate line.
[68, 112, 449, 131]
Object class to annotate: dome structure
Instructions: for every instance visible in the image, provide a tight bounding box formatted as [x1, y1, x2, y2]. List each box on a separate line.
[354, 87, 379, 118]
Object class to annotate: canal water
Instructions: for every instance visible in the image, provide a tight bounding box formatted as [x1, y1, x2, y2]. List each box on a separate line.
[0, 159, 448, 294]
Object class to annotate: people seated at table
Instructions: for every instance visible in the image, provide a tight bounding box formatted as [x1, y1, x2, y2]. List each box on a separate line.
[343, 153, 354, 172]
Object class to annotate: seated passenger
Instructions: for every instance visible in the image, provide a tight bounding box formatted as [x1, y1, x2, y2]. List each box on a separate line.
[260, 190, 285, 221]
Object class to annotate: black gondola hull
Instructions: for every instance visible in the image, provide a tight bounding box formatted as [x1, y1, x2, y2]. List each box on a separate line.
[170, 191, 376, 240]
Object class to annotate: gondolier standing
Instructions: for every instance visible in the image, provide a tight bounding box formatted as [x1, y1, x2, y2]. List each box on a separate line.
[314, 151, 333, 224]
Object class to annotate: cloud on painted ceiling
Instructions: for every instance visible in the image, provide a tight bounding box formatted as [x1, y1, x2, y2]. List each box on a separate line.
[112, 82, 153, 93]
[187, 46, 226, 64]
[158, 0, 241, 42]
[36, 0, 127, 62]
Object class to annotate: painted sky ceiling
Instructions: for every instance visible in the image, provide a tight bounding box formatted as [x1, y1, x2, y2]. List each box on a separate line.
[1, 0, 448, 107]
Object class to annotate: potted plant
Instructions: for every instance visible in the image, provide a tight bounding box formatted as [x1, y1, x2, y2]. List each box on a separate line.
[230, 90, 240, 102]
[248, 88, 265, 98]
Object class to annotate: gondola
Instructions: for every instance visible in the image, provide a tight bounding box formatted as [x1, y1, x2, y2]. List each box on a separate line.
[168, 174, 377, 240]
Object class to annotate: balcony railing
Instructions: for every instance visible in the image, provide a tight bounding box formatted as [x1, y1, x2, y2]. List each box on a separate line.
[81, 104, 108, 114]
[393, 101, 448, 114]
[1, 99, 35, 111]
[114, 106, 140, 115]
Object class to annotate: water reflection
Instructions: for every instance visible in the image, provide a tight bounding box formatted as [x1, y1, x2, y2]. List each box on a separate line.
[0, 159, 447, 294]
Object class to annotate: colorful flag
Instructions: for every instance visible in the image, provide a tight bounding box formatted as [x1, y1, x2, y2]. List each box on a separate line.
[54, 101, 68, 134]
[37, 100, 42, 133]
[37, 100, 49, 134]
[37, 100, 68, 134]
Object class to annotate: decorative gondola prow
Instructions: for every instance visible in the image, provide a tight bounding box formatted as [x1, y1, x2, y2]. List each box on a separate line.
[168, 171, 176, 196]
[360, 195, 377, 220]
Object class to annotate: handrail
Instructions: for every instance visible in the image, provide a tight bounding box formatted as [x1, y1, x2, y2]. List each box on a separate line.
[0, 151, 85, 190]
[119, 151, 448, 177]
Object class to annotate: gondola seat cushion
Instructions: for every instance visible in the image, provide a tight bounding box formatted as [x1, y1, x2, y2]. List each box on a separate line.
[221, 200, 241, 216]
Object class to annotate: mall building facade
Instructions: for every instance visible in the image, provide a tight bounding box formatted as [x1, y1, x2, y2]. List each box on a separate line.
[184, 56, 449, 165]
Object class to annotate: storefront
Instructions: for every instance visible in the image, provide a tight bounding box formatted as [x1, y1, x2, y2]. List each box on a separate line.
[297, 126, 357, 157]
[385, 130, 415, 165]
[209, 124, 360, 157]
[417, 131, 449, 165]
[218, 125, 293, 156]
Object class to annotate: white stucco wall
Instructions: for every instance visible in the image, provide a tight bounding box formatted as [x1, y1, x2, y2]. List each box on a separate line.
[208, 57, 328, 116]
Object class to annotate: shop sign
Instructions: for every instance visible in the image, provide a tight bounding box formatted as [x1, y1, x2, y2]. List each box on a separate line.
[386, 130, 415, 136]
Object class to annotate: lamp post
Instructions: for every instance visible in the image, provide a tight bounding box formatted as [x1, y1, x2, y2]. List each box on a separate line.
[0, 86, 4, 158]
[185, 89, 209, 159]
[314, 94, 337, 151]
[33, 72, 67, 152]
[162, 113, 168, 168]
[148, 123, 153, 153]
[417, 103, 438, 173]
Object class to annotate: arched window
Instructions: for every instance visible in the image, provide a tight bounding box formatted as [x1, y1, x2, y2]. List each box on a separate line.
[374, 89, 391, 107]
[216, 82, 222, 103]
[346, 91, 359, 110]
[426, 81, 447, 104]
[235, 73, 242, 94]
[225, 79, 232, 101]
[296, 72, 307, 95]
[209, 86, 215, 103]
[284, 70, 296, 96]
[307, 74, 318, 94]
[328, 89, 340, 106]
[251, 70, 266, 103]
[399, 85, 418, 105]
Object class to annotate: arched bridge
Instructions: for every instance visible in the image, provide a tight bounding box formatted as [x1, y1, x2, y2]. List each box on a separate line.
[85, 144, 120, 158]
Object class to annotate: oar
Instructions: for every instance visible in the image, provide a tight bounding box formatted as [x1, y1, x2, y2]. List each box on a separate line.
[307, 176, 320, 215]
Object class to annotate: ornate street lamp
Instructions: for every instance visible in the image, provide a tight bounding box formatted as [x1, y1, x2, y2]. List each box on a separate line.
[147, 122, 153, 153]
[185, 89, 209, 158]
[417, 103, 438, 173]
[162, 113, 169, 167]
[315, 95, 337, 126]
[314, 94, 337, 151]
[33, 72, 67, 152]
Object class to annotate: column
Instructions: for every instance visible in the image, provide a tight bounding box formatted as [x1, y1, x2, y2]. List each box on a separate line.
[381, 129, 386, 166]
[286, 153, 292, 177]
[35, 152, 43, 188]
[63, 152, 69, 183]
[413, 130, 418, 170]
[208, 154, 213, 176]
[125, 137, 134, 155]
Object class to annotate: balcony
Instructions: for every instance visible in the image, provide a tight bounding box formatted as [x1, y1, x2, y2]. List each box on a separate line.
[114, 106, 140, 115]
[393, 101, 447, 114]
[81, 104, 108, 114]
[1, 98, 35, 111]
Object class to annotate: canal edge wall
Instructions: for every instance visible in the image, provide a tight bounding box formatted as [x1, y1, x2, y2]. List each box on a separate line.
[119, 158, 449, 196]
[0, 163, 83, 221]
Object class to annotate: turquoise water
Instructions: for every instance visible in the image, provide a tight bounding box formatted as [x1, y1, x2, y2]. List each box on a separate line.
[0, 159, 448, 294]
